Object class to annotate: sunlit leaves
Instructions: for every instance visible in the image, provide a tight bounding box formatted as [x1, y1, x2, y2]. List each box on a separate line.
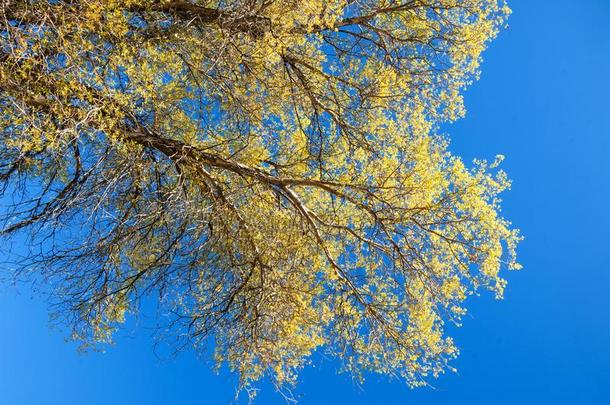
[0, 0, 518, 397]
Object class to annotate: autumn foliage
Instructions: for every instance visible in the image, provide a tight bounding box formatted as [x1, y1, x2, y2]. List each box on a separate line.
[0, 0, 519, 394]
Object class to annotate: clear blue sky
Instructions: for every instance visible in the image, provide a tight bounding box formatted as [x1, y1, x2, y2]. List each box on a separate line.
[1, 0, 609, 403]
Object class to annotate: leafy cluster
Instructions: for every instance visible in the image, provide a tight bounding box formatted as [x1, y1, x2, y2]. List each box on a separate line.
[0, 0, 519, 395]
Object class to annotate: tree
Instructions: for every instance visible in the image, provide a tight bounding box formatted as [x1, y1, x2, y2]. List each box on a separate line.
[0, 0, 520, 395]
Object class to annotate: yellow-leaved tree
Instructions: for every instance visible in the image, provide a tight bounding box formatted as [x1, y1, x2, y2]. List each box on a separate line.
[0, 0, 520, 397]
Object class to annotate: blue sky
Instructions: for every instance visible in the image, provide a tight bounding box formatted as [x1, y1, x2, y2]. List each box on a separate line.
[1, 0, 610, 403]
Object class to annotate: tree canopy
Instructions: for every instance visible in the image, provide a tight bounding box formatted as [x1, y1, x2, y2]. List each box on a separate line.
[0, 0, 520, 395]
